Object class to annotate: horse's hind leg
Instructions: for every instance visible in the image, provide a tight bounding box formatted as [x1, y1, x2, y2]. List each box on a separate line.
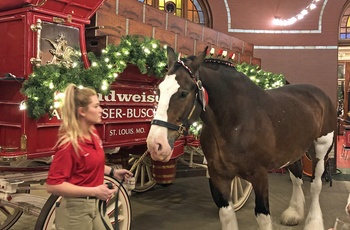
[281, 159, 305, 226]
[304, 132, 334, 230]
[346, 193, 350, 215]
[209, 178, 239, 230]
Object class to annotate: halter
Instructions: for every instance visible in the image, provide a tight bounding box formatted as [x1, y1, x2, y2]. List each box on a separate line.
[151, 56, 208, 135]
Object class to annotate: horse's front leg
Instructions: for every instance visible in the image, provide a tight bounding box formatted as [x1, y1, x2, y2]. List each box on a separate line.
[209, 178, 239, 230]
[250, 170, 273, 230]
[281, 160, 305, 226]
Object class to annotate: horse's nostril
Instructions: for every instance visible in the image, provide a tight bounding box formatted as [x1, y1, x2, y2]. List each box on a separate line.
[157, 143, 162, 151]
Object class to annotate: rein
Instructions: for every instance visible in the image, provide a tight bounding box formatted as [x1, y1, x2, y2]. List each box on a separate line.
[100, 179, 124, 230]
[151, 57, 207, 135]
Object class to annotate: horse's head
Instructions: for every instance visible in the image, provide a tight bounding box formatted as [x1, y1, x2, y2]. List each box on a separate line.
[147, 46, 208, 162]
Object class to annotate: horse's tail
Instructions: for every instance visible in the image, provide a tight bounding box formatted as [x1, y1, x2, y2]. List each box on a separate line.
[323, 137, 334, 187]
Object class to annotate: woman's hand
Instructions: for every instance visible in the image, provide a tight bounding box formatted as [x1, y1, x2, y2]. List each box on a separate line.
[113, 169, 133, 182]
[94, 184, 118, 201]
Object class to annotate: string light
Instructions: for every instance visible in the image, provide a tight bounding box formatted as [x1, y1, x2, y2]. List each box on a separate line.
[101, 80, 108, 91]
[19, 101, 27, 110]
[273, 0, 321, 26]
[152, 43, 158, 49]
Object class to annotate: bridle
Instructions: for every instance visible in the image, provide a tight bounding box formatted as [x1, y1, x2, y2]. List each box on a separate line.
[151, 58, 207, 135]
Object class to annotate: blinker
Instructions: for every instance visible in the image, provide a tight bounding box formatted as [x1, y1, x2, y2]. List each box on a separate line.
[176, 58, 209, 111]
[196, 80, 208, 111]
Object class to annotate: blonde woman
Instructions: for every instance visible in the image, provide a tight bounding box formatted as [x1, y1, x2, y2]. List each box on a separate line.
[46, 84, 132, 230]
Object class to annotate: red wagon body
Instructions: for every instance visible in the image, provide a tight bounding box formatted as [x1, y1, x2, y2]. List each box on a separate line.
[0, 0, 163, 163]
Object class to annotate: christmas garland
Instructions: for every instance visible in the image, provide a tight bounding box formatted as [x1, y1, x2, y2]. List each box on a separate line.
[21, 35, 285, 119]
[236, 62, 285, 90]
[21, 35, 167, 119]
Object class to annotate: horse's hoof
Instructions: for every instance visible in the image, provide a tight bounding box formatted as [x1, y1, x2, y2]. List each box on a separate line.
[280, 218, 300, 226]
[280, 209, 303, 226]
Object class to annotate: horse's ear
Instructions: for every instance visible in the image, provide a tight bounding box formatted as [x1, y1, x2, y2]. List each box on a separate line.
[191, 46, 208, 73]
[166, 46, 176, 69]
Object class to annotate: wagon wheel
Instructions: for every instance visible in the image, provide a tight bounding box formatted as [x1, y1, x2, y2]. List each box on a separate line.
[128, 153, 156, 193]
[0, 205, 23, 230]
[34, 176, 131, 230]
[0, 186, 29, 230]
[232, 176, 252, 211]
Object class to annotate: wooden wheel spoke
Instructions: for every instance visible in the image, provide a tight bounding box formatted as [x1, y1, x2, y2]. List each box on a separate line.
[134, 163, 141, 181]
[237, 178, 243, 195]
[128, 155, 156, 192]
[0, 206, 11, 216]
[231, 177, 253, 211]
[145, 163, 153, 179]
[140, 164, 145, 186]
[233, 186, 239, 203]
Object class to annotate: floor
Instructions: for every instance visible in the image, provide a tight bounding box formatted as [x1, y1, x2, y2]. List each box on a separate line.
[7, 135, 350, 230]
[9, 173, 350, 230]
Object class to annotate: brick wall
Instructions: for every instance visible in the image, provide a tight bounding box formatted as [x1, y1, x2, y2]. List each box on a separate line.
[90, 0, 260, 66]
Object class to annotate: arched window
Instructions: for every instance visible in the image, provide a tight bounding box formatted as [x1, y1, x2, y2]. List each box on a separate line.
[138, 0, 212, 27]
[340, 7, 350, 39]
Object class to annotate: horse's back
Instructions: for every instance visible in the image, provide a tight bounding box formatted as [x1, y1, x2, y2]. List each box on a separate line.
[267, 84, 336, 136]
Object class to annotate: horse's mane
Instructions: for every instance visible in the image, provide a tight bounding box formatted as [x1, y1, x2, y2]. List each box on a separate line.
[203, 58, 236, 70]
[181, 56, 237, 72]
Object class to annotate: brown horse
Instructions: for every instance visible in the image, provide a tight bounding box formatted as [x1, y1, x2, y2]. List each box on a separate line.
[146, 47, 336, 230]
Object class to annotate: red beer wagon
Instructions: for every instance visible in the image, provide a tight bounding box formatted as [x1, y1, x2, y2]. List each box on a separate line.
[0, 1, 254, 229]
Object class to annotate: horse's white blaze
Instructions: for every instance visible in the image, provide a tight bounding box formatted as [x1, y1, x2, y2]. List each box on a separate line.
[219, 202, 238, 230]
[281, 170, 305, 225]
[154, 74, 179, 121]
[256, 214, 272, 230]
[147, 74, 180, 161]
[305, 131, 333, 230]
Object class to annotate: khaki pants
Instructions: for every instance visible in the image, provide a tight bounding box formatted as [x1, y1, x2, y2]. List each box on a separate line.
[55, 197, 113, 230]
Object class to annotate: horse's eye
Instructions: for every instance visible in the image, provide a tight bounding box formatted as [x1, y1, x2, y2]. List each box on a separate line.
[179, 91, 189, 99]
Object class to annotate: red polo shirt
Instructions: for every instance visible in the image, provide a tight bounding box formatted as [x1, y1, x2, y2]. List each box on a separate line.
[46, 132, 105, 187]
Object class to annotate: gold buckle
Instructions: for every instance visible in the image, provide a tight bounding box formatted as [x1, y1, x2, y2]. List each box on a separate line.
[178, 125, 186, 135]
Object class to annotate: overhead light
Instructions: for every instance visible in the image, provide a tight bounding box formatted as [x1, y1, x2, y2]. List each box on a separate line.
[297, 14, 304, 20]
[301, 9, 308, 16]
[272, 0, 321, 26]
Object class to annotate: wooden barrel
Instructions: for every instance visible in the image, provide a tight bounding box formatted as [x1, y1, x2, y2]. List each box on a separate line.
[152, 140, 185, 184]
[302, 152, 329, 177]
[302, 153, 312, 177]
[152, 158, 177, 184]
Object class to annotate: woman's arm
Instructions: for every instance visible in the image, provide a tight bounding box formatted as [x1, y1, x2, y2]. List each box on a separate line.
[46, 182, 97, 197]
[105, 165, 114, 176]
[104, 165, 133, 181]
